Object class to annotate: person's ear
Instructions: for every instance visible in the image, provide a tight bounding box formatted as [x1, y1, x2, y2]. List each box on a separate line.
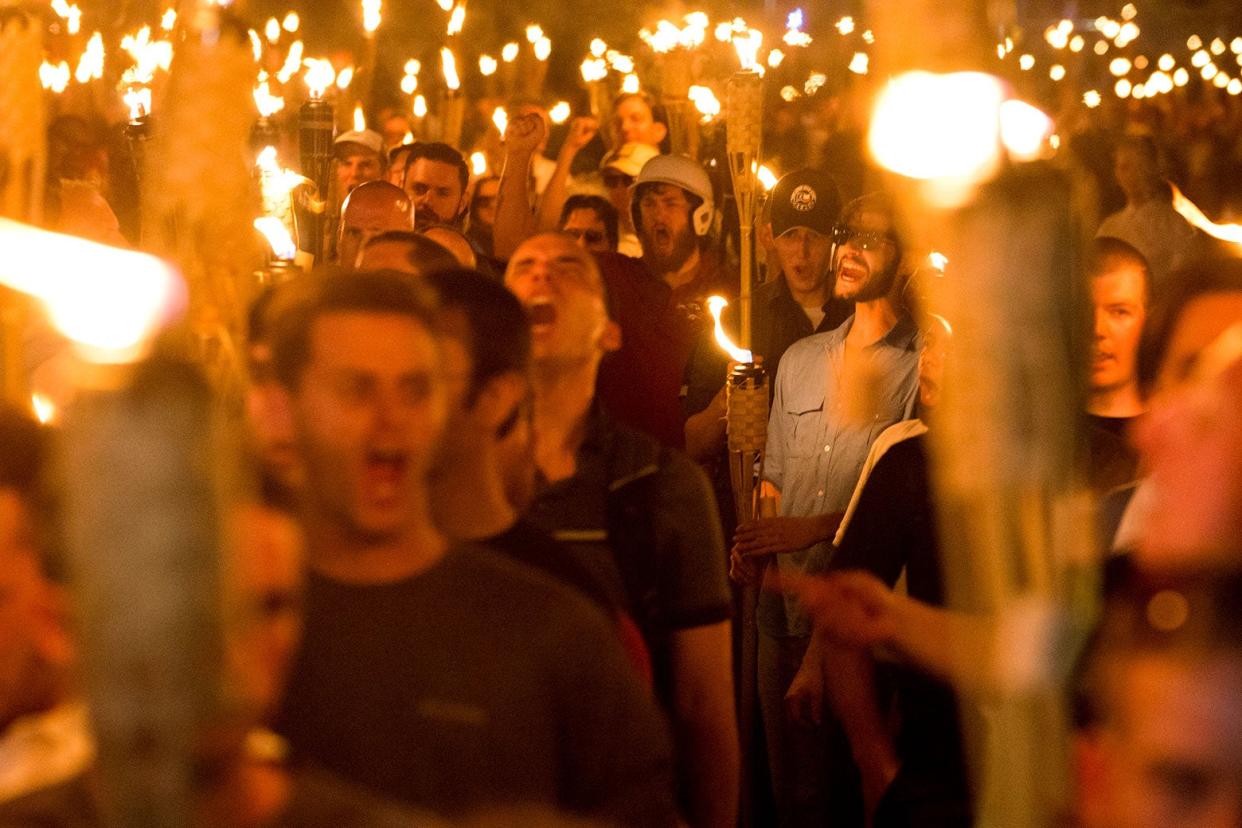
[599, 319, 622, 353]
[757, 222, 775, 249]
[474, 372, 528, 431]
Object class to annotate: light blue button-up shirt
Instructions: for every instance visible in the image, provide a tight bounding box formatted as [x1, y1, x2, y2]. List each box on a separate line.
[758, 313, 921, 637]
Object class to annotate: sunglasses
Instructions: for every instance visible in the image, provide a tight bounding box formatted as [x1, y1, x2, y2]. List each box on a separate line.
[565, 228, 607, 245]
[831, 224, 895, 252]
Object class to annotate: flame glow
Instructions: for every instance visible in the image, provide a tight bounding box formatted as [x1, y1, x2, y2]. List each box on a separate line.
[732, 28, 763, 71]
[74, 33, 104, 83]
[470, 151, 488, 176]
[0, 218, 185, 363]
[998, 99, 1054, 160]
[581, 57, 608, 82]
[362, 0, 382, 34]
[413, 94, 428, 117]
[492, 106, 508, 136]
[441, 47, 461, 91]
[928, 251, 949, 271]
[303, 58, 336, 98]
[254, 217, 297, 261]
[549, 101, 571, 123]
[31, 394, 55, 425]
[447, 3, 466, 35]
[689, 85, 720, 121]
[479, 55, 498, 76]
[336, 66, 355, 89]
[353, 104, 366, 132]
[502, 42, 520, 62]
[706, 296, 752, 363]
[123, 87, 151, 120]
[283, 12, 300, 32]
[534, 37, 552, 61]
[276, 40, 304, 83]
[1171, 184, 1242, 250]
[253, 79, 285, 117]
[160, 8, 177, 31]
[265, 17, 281, 43]
[50, 0, 82, 35]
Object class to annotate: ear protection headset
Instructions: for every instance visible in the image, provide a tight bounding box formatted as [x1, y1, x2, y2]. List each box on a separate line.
[630, 154, 715, 237]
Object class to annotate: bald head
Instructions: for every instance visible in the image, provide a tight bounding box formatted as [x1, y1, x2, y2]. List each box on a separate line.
[422, 226, 477, 269]
[338, 180, 415, 268]
[360, 231, 459, 277]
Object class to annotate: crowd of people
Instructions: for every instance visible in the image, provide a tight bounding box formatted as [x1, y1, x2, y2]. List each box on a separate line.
[6, 65, 1242, 828]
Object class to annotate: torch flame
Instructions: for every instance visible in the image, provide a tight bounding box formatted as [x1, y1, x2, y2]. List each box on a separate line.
[707, 296, 753, 363]
[413, 94, 428, 118]
[160, 8, 176, 31]
[441, 47, 460, 91]
[447, 3, 466, 36]
[534, 37, 552, 62]
[50, 0, 82, 35]
[40, 61, 71, 93]
[123, 87, 151, 120]
[276, 41, 304, 83]
[0, 218, 185, 363]
[479, 55, 497, 76]
[733, 29, 764, 72]
[581, 57, 608, 83]
[74, 33, 105, 83]
[501, 42, 520, 63]
[254, 217, 297, 261]
[549, 101, 571, 124]
[1171, 184, 1242, 250]
[283, 12, 300, 32]
[265, 17, 281, 44]
[253, 79, 285, 117]
[689, 85, 720, 122]
[492, 106, 508, 137]
[31, 393, 55, 425]
[303, 58, 336, 98]
[470, 151, 488, 176]
[622, 74, 640, 94]
[362, 0, 382, 34]
[336, 66, 355, 90]
[353, 104, 366, 132]
[525, 24, 544, 44]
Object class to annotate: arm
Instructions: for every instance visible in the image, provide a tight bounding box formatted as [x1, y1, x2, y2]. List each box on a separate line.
[821, 633, 899, 820]
[668, 622, 739, 828]
[535, 116, 598, 232]
[683, 384, 727, 462]
[492, 113, 545, 262]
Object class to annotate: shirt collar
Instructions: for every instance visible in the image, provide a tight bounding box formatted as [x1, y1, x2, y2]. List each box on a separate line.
[821, 311, 919, 351]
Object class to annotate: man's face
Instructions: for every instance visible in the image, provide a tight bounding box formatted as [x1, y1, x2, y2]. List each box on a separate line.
[427, 310, 479, 477]
[832, 210, 900, 303]
[614, 97, 664, 146]
[405, 158, 466, 229]
[602, 169, 635, 216]
[505, 234, 614, 367]
[562, 207, 611, 254]
[471, 179, 500, 229]
[335, 147, 381, 196]
[773, 227, 833, 300]
[245, 342, 302, 489]
[290, 311, 446, 542]
[638, 183, 698, 274]
[1086, 654, 1242, 828]
[225, 503, 304, 721]
[1132, 292, 1242, 565]
[1091, 266, 1147, 394]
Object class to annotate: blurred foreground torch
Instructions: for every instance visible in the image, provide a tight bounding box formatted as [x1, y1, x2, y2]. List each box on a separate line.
[725, 70, 763, 346]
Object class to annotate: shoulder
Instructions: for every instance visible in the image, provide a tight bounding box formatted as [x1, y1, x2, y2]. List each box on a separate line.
[447, 544, 612, 622]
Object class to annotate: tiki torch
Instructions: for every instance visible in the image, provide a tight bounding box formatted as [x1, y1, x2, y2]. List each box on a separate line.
[439, 47, 465, 148]
[123, 88, 153, 192]
[726, 69, 762, 346]
[298, 62, 336, 262]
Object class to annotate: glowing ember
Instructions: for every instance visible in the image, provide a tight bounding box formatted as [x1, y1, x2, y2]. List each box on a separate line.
[0, 218, 185, 363]
[549, 101, 571, 123]
[254, 217, 297, 261]
[441, 47, 460, 91]
[706, 296, 752, 363]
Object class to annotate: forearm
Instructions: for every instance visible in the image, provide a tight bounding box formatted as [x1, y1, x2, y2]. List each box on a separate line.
[820, 630, 897, 773]
[535, 149, 577, 232]
[493, 150, 536, 261]
[683, 404, 726, 462]
[670, 623, 739, 828]
[887, 595, 993, 693]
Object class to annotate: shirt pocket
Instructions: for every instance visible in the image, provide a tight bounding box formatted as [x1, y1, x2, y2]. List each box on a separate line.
[784, 394, 824, 458]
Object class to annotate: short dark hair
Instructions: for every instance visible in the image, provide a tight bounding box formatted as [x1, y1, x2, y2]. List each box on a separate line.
[426, 268, 531, 404]
[1136, 257, 1242, 395]
[1088, 236, 1150, 306]
[407, 142, 469, 194]
[269, 269, 439, 389]
[388, 143, 415, 167]
[560, 194, 619, 249]
[363, 230, 459, 276]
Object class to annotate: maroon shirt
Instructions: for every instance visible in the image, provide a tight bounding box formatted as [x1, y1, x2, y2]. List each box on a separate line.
[594, 250, 736, 449]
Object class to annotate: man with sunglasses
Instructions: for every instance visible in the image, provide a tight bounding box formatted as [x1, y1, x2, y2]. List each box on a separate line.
[732, 192, 921, 826]
[558, 194, 618, 254]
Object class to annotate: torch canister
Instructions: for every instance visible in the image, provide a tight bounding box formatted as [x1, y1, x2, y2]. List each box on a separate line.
[726, 361, 768, 454]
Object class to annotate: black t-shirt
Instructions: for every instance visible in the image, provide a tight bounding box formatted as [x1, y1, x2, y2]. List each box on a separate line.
[277, 546, 677, 826]
[1086, 413, 1139, 496]
[485, 519, 618, 613]
[830, 436, 971, 788]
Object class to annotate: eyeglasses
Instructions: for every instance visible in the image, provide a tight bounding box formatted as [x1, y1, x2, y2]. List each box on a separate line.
[602, 171, 634, 189]
[831, 224, 895, 252]
[565, 227, 607, 246]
